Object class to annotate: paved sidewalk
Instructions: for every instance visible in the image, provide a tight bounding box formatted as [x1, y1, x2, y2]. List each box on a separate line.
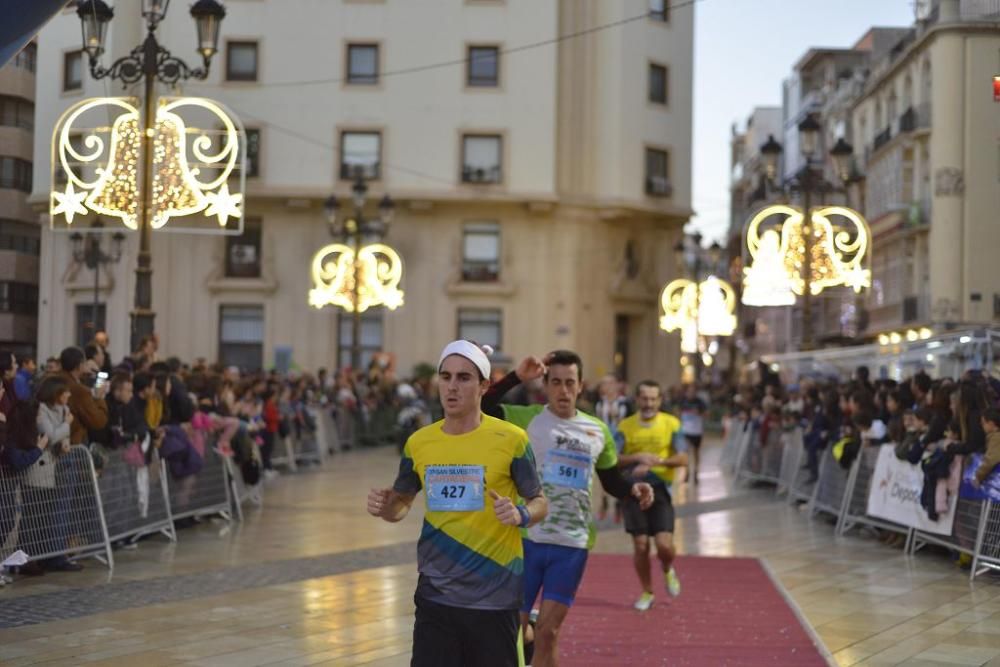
[1, 441, 999, 665]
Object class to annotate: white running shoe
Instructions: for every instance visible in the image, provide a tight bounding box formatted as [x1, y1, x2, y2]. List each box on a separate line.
[634, 591, 654, 611]
[666, 567, 681, 597]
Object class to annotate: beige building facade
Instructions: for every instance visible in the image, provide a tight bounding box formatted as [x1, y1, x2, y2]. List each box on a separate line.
[852, 0, 1000, 339]
[0, 41, 39, 355]
[729, 0, 1000, 362]
[31, 0, 694, 383]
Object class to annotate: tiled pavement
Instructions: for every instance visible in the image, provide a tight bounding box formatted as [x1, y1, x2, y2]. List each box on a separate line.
[1, 442, 1000, 665]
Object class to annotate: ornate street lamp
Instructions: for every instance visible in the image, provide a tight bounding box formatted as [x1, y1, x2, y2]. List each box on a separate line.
[760, 134, 783, 181]
[311, 171, 403, 371]
[742, 115, 870, 350]
[798, 114, 821, 159]
[70, 219, 126, 340]
[73, 0, 226, 352]
[661, 235, 737, 373]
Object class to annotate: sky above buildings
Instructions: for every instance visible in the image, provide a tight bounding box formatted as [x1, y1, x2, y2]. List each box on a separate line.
[690, 0, 917, 242]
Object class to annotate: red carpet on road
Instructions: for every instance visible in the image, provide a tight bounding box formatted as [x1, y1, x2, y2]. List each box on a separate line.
[557, 554, 827, 666]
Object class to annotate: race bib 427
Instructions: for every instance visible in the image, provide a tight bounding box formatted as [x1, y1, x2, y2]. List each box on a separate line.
[425, 465, 485, 512]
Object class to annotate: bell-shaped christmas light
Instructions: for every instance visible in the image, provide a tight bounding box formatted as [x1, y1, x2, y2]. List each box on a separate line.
[742, 204, 871, 306]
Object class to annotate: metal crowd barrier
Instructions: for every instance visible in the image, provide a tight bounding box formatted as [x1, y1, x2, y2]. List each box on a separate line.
[223, 446, 263, 522]
[736, 425, 784, 485]
[786, 438, 819, 505]
[971, 501, 1000, 581]
[837, 446, 912, 542]
[909, 496, 984, 562]
[0, 445, 113, 569]
[271, 434, 299, 472]
[719, 419, 745, 472]
[790, 440, 991, 582]
[313, 405, 338, 460]
[333, 404, 357, 450]
[271, 406, 335, 471]
[730, 424, 754, 476]
[808, 445, 857, 523]
[361, 404, 401, 447]
[96, 446, 176, 545]
[167, 439, 233, 522]
[776, 428, 804, 496]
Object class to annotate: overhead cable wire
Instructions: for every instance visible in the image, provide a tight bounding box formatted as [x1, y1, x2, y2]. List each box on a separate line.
[193, 0, 703, 89]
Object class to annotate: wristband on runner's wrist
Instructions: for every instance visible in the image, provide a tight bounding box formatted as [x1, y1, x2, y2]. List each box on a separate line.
[516, 504, 531, 527]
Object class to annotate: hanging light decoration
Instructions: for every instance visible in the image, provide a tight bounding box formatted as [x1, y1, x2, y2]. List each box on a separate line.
[742, 204, 871, 307]
[308, 242, 405, 313]
[50, 96, 246, 234]
[659, 276, 737, 354]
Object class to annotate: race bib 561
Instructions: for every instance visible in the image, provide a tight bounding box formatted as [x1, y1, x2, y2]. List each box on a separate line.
[425, 465, 485, 512]
[542, 450, 592, 490]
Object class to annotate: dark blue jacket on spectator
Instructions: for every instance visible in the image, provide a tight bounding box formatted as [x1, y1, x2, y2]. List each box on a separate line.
[1, 442, 42, 472]
[13, 368, 32, 401]
[159, 424, 203, 479]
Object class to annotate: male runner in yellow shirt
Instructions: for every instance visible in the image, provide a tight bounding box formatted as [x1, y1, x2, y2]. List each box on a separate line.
[617, 379, 688, 611]
[366, 340, 547, 666]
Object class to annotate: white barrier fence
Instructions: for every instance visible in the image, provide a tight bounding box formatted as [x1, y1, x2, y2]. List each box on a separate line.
[0, 427, 273, 574]
[738, 434, 1000, 582]
[95, 446, 176, 545]
[719, 419, 745, 472]
[735, 424, 786, 486]
[271, 406, 334, 471]
[1, 445, 114, 569]
[167, 440, 233, 523]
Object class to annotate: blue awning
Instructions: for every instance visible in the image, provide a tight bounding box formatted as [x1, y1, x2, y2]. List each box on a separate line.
[0, 0, 72, 67]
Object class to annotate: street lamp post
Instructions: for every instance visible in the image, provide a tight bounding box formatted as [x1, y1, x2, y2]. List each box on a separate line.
[70, 219, 126, 343]
[74, 0, 226, 352]
[323, 172, 396, 371]
[673, 234, 723, 379]
[759, 115, 854, 350]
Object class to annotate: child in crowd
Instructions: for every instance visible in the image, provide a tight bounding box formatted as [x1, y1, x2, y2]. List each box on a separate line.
[107, 374, 149, 456]
[973, 409, 1000, 486]
[901, 408, 934, 464]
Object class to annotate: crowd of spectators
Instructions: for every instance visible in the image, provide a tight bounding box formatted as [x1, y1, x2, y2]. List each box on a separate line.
[731, 363, 1000, 531]
[0, 332, 334, 579]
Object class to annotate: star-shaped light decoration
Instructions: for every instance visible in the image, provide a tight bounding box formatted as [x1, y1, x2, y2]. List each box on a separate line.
[51, 181, 90, 225]
[203, 183, 243, 227]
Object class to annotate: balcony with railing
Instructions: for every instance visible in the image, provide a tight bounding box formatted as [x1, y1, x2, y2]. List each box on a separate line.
[898, 105, 932, 134]
[873, 126, 893, 151]
[867, 294, 930, 331]
[959, 0, 1000, 20]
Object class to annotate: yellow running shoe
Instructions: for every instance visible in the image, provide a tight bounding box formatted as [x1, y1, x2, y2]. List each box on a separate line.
[666, 567, 681, 597]
[634, 591, 655, 611]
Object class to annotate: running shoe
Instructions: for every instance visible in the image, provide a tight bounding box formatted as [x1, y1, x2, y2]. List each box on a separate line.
[634, 591, 654, 611]
[666, 567, 681, 597]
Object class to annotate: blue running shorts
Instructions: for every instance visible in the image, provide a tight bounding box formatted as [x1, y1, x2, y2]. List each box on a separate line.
[521, 539, 589, 612]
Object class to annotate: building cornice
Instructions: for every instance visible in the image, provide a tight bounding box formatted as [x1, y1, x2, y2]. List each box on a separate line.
[28, 184, 692, 226]
[856, 20, 1000, 104]
[242, 186, 693, 223]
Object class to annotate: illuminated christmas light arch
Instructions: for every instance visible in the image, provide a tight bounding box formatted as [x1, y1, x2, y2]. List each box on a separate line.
[660, 276, 737, 354]
[742, 204, 871, 307]
[308, 242, 405, 313]
[50, 96, 246, 234]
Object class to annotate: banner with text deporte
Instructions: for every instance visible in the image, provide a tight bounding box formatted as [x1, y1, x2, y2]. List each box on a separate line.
[866, 444, 957, 536]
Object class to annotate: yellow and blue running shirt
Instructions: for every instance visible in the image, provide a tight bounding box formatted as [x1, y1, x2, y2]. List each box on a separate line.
[617, 411, 685, 486]
[392, 414, 542, 610]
